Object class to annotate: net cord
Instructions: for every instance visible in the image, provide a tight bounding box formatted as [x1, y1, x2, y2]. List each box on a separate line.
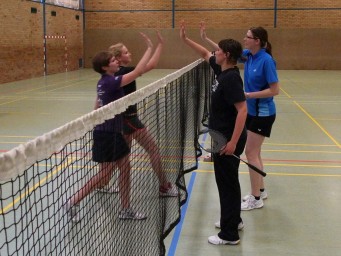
[0, 59, 204, 182]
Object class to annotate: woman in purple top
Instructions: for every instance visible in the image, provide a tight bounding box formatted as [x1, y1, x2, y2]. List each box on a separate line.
[64, 32, 154, 222]
[98, 31, 178, 197]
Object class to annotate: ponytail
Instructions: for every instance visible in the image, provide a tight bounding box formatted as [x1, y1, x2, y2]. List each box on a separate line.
[265, 41, 272, 56]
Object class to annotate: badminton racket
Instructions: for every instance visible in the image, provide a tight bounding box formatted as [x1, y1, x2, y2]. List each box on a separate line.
[198, 128, 266, 177]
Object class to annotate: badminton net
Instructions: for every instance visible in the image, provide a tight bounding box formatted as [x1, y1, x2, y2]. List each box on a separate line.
[0, 59, 213, 256]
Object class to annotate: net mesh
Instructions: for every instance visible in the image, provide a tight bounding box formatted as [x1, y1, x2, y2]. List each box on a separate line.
[0, 60, 213, 256]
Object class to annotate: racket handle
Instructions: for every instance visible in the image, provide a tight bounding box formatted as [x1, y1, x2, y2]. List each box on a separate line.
[233, 154, 267, 177]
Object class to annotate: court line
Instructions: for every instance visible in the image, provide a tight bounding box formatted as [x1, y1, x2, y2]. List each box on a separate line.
[0, 156, 190, 215]
[167, 172, 196, 256]
[1, 137, 339, 147]
[0, 135, 36, 138]
[264, 163, 341, 168]
[1, 74, 97, 95]
[2, 141, 339, 149]
[0, 163, 65, 215]
[264, 142, 338, 147]
[281, 84, 341, 150]
[0, 75, 97, 108]
[195, 169, 341, 177]
[279, 87, 292, 98]
[263, 149, 341, 154]
[0, 97, 28, 106]
[202, 161, 341, 168]
[293, 101, 341, 149]
[262, 158, 341, 164]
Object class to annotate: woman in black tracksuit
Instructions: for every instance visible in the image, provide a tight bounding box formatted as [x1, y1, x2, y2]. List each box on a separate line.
[180, 22, 247, 245]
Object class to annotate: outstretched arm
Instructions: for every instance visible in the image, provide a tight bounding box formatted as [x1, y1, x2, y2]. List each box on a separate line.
[120, 32, 153, 87]
[200, 21, 219, 51]
[144, 31, 164, 72]
[180, 21, 212, 62]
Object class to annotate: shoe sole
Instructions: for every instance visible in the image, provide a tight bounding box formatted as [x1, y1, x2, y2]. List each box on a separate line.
[63, 203, 80, 223]
[241, 204, 264, 211]
[159, 193, 178, 197]
[208, 239, 240, 245]
[95, 188, 119, 194]
[119, 216, 147, 220]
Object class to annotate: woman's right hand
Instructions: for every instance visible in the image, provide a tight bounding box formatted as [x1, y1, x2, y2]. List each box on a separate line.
[179, 20, 187, 41]
[156, 30, 164, 45]
[140, 32, 153, 49]
[200, 21, 207, 41]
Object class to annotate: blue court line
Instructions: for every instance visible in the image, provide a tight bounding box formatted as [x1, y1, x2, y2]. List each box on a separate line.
[167, 172, 197, 256]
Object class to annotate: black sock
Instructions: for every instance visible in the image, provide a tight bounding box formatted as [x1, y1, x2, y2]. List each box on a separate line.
[254, 196, 260, 200]
[260, 188, 265, 192]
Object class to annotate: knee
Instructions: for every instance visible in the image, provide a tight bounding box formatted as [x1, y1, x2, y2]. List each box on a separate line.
[245, 146, 258, 160]
[245, 145, 252, 157]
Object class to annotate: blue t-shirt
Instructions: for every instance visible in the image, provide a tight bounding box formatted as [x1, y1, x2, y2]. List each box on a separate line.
[241, 49, 278, 116]
[95, 74, 123, 132]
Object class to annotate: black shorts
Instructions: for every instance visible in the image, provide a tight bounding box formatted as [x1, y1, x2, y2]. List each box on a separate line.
[246, 114, 276, 137]
[92, 130, 130, 163]
[123, 115, 145, 135]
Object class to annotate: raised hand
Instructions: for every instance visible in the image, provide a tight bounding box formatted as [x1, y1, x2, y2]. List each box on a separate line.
[179, 20, 187, 41]
[140, 32, 153, 49]
[156, 30, 164, 45]
[200, 21, 207, 41]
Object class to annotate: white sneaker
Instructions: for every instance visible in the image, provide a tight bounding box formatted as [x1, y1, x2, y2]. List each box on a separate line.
[63, 200, 80, 223]
[118, 208, 147, 220]
[241, 195, 264, 211]
[159, 184, 179, 197]
[208, 235, 240, 245]
[242, 190, 268, 201]
[95, 186, 119, 194]
[214, 221, 244, 231]
[203, 153, 212, 162]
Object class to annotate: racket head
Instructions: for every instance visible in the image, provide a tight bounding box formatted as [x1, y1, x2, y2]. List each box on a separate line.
[198, 129, 227, 153]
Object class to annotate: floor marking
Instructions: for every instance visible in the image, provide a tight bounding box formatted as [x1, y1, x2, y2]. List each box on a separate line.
[195, 169, 341, 177]
[279, 87, 292, 98]
[294, 101, 341, 149]
[167, 172, 196, 256]
[0, 163, 66, 215]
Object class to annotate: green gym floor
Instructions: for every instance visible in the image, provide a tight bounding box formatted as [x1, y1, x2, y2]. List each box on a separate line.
[1, 68, 341, 256]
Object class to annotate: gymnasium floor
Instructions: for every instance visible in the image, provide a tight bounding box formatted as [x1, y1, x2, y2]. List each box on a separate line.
[1, 68, 341, 256]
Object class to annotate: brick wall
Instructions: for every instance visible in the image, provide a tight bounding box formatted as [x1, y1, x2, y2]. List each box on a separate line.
[84, 28, 341, 70]
[1, 0, 340, 84]
[83, 0, 341, 70]
[84, 0, 341, 29]
[0, 0, 83, 84]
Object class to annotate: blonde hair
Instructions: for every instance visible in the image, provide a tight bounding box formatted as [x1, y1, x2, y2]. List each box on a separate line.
[108, 43, 124, 58]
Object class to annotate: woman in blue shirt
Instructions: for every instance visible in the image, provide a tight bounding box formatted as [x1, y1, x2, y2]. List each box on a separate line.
[239, 27, 279, 210]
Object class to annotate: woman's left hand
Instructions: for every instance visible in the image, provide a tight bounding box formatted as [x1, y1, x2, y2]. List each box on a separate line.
[220, 141, 236, 155]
